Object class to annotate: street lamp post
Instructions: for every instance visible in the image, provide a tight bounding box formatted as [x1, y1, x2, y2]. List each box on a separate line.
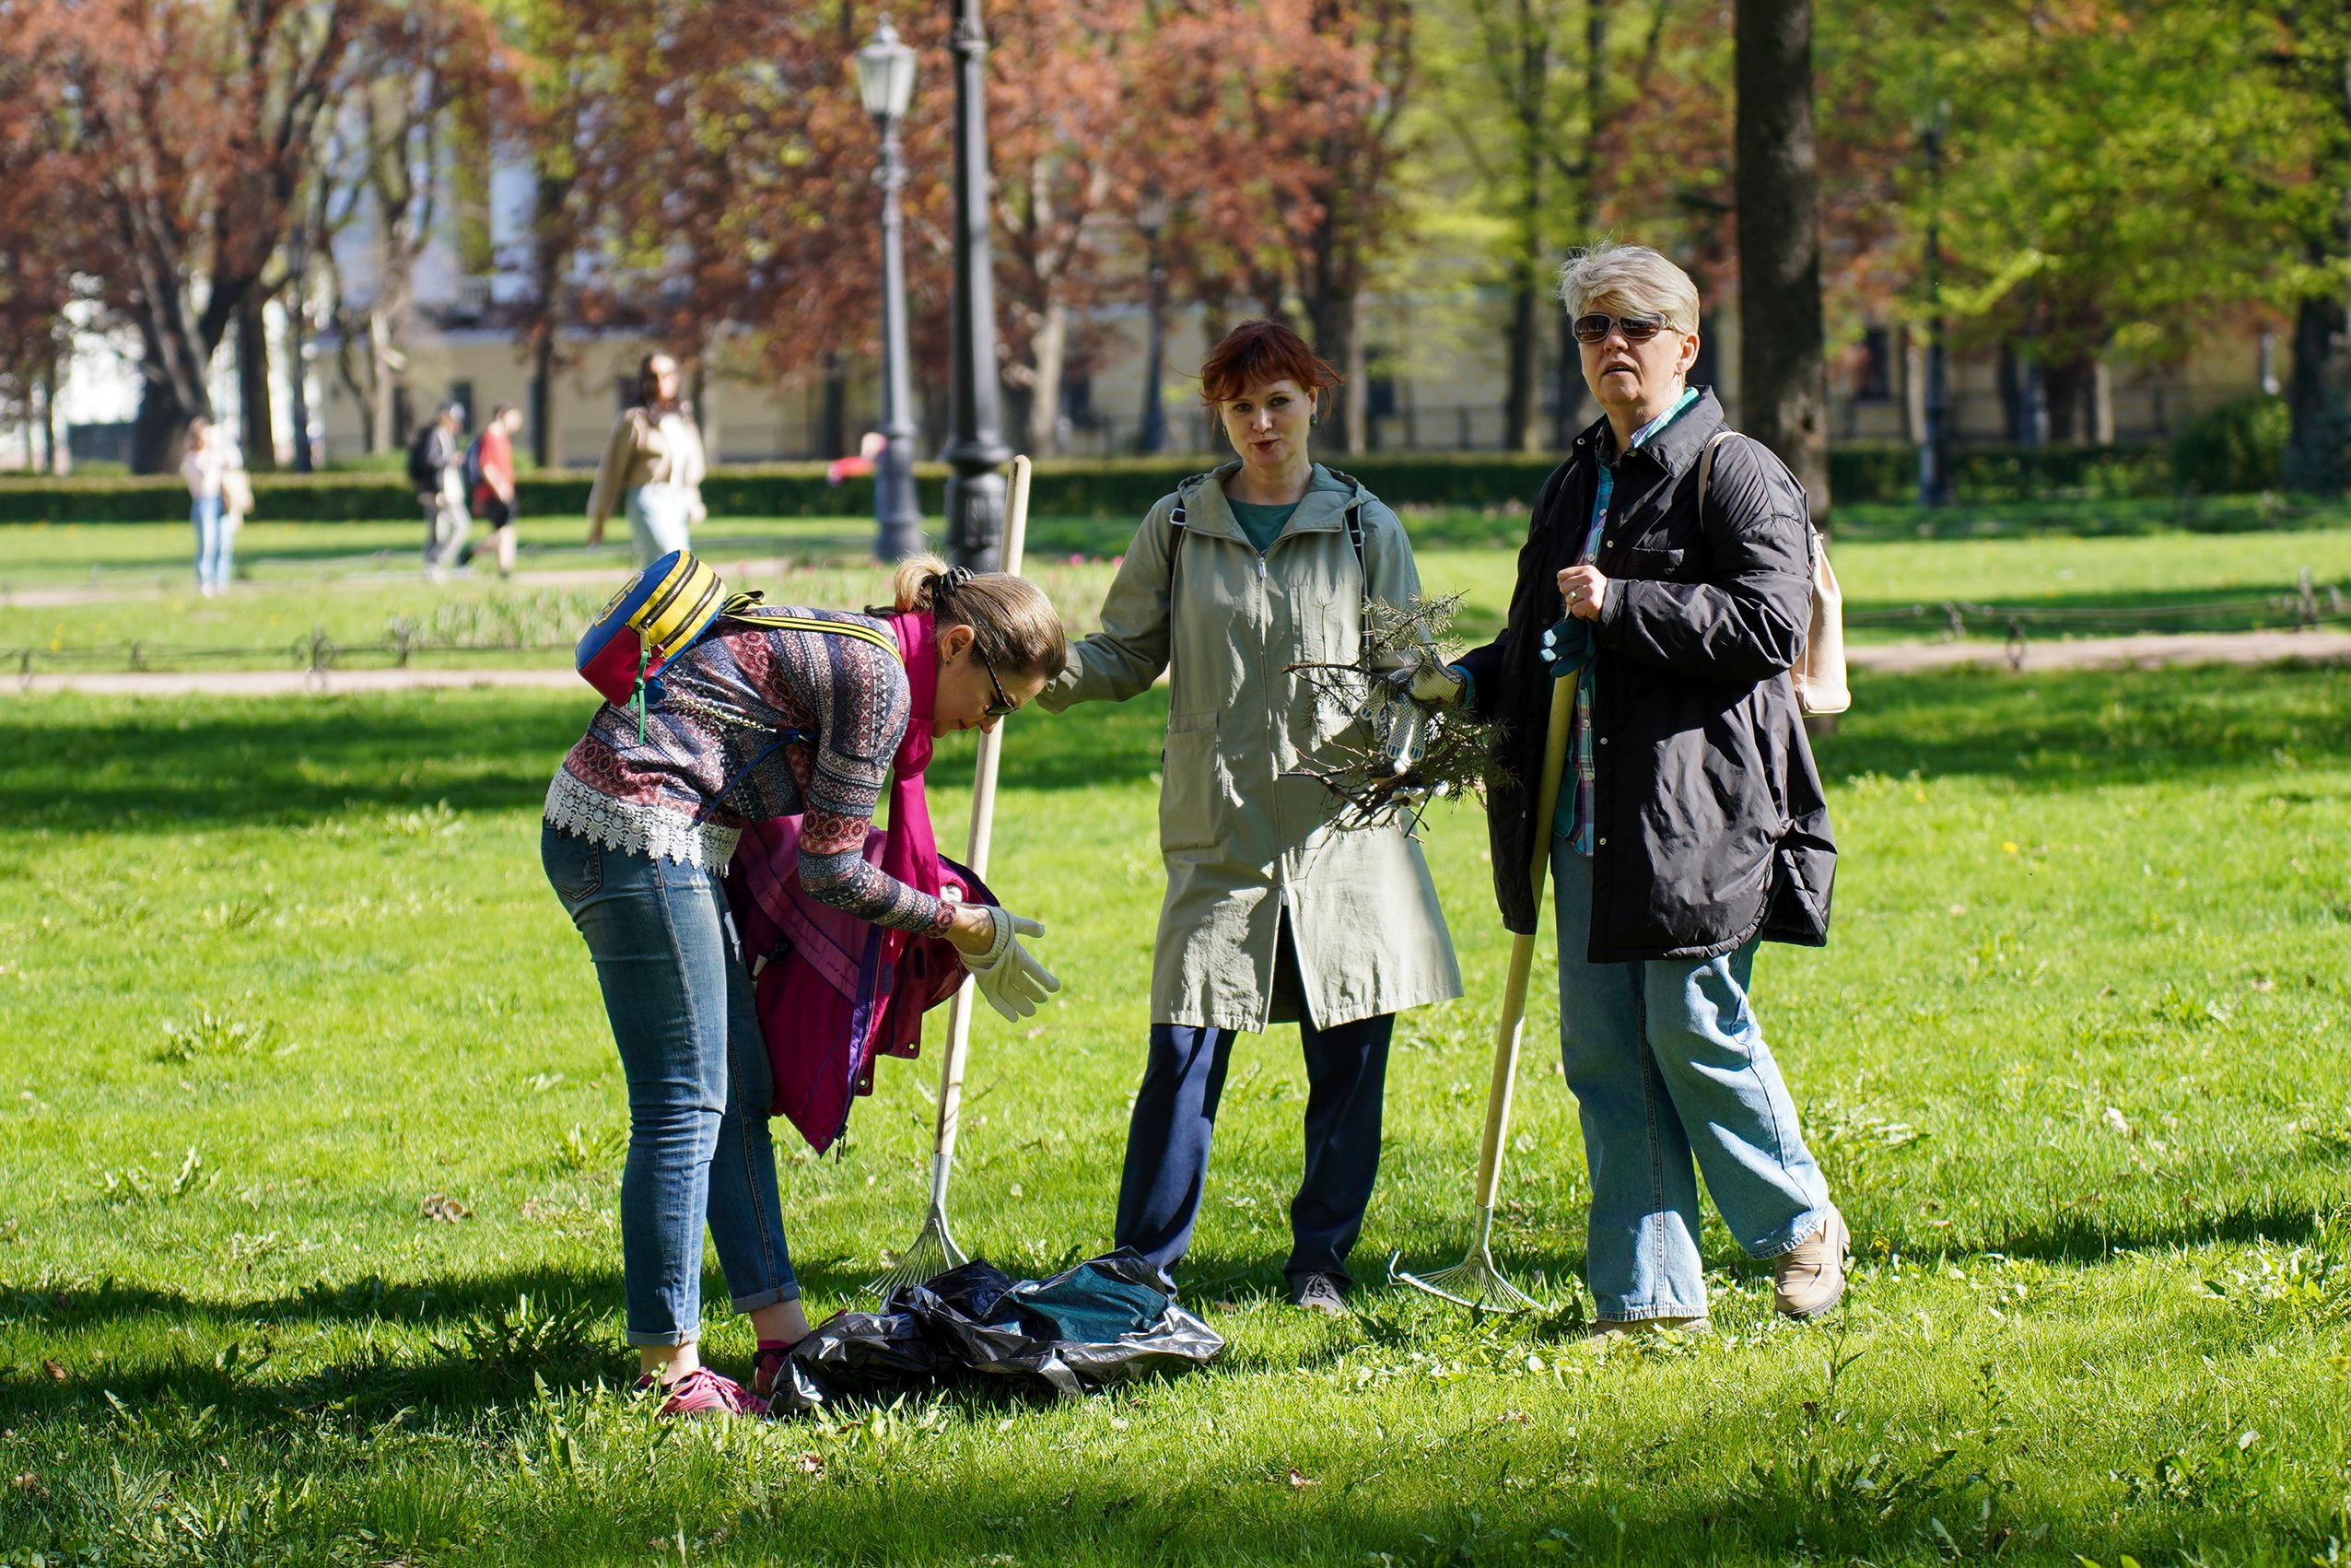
[1917, 103, 1954, 509]
[1135, 183, 1171, 455]
[856, 18, 925, 561]
[942, 0, 1011, 569]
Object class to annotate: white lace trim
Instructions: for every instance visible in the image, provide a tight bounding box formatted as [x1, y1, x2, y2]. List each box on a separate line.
[543, 769, 741, 872]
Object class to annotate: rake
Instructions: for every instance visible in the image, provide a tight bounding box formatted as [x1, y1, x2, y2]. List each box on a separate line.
[1391, 672, 1573, 1313]
[867, 454, 1034, 1301]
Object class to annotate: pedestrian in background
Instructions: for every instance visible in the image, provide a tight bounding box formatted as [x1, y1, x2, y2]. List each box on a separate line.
[1443, 241, 1844, 1338]
[410, 402, 470, 579]
[1036, 320, 1462, 1316]
[180, 417, 247, 598]
[467, 403, 525, 578]
[587, 352, 708, 566]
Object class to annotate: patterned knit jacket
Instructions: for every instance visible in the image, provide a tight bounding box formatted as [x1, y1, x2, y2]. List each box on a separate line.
[544, 608, 950, 935]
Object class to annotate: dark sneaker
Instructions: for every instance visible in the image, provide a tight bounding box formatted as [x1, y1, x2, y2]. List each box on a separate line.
[1289, 1272, 1351, 1316]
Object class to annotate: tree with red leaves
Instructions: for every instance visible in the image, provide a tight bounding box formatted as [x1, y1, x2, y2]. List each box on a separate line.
[4, 0, 371, 472]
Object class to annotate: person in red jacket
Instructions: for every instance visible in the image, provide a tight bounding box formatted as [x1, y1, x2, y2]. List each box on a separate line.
[467, 404, 525, 578]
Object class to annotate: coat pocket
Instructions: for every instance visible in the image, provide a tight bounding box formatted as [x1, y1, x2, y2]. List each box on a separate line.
[1158, 711, 1225, 853]
[1617, 545, 1688, 580]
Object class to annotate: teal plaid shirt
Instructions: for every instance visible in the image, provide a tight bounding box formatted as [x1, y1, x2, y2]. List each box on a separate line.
[1555, 387, 1700, 851]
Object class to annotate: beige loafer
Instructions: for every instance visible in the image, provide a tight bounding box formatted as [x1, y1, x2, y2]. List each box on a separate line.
[1773, 1208, 1849, 1319]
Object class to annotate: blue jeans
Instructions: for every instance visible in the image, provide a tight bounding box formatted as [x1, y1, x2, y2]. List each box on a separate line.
[542, 825, 798, 1346]
[1551, 841, 1831, 1321]
[192, 495, 232, 590]
[1115, 924, 1394, 1287]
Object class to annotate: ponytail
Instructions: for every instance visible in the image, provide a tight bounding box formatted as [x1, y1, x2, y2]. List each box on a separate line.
[888, 552, 1068, 680]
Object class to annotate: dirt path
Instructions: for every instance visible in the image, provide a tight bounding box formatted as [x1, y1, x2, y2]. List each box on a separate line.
[0, 556, 801, 610]
[1847, 628, 2351, 673]
[17, 627, 2351, 696]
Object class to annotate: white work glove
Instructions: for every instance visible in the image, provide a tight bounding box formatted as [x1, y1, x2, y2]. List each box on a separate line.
[1381, 661, 1465, 708]
[958, 903, 1060, 1022]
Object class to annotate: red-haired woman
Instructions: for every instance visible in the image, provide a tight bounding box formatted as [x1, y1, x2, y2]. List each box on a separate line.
[1037, 320, 1461, 1315]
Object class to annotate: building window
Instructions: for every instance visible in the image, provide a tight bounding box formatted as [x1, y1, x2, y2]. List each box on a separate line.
[449, 381, 475, 429]
[1856, 327, 1892, 404]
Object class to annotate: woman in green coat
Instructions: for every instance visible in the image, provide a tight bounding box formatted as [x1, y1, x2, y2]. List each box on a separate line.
[1038, 320, 1461, 1314]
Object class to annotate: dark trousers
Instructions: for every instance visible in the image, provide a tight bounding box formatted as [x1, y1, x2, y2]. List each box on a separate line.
[1114, 938, 1394, 1286]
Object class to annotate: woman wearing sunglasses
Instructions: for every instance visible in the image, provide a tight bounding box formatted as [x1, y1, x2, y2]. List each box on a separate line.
[541, 554, 1064, 1415]
[1436, 241, 1845, 1337]
[1035, 319, 1462, 1316]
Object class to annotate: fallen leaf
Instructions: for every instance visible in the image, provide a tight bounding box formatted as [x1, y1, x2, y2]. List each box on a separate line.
[1286, 1467, 1317, 1488]
[11, 1472, 43, 1495]
[794, 1452, 824, 1474]
[419, 1193, 472, 1223]
[2102, 1106, 2132, 1139]
[40, 1360, 64, 1384]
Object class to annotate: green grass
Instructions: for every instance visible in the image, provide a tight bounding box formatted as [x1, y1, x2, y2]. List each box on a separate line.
[1, 662, 2348, 1563]
[9, 505, 2351, 676]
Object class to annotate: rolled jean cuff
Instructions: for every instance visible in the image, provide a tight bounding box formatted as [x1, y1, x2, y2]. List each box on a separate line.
[1595, 1302, 1709, 1324]
[625, 1326, 700, 1350]
[729, 1283, 801, 1313]
[1746, 1205, 1833, 1261]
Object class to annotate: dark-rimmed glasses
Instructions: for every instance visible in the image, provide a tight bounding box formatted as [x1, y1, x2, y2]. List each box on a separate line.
[974, 641, 1018, 718]
[1572, 312, 1668, 345]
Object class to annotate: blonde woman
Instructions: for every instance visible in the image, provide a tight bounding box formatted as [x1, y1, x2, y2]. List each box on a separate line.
[588, 352, 708, 565]
[542, 556, 1066, 1415]
[179, 418, 248, 597]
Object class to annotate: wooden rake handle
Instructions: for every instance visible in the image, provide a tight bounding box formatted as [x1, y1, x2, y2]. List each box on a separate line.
[1469, 672, 1575, 1211]
[929, 455, 1033, 1194]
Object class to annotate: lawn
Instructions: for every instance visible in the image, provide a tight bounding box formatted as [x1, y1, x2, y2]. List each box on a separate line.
[0, 659, 2347, 1563]
[6, 500, 2351, 677]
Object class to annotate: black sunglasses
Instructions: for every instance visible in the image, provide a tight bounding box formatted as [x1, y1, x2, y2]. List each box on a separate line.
[1572, 312, 1669, 345]
[973, 640, 1018, 718]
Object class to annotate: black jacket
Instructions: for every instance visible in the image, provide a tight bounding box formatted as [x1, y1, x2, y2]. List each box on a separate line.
[1454, 388, 1835, 960]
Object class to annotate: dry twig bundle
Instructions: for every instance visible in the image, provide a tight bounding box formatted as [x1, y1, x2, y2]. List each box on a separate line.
[1285, 593, 1507, 835]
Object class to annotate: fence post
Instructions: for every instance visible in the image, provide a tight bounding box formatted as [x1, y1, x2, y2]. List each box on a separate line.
[2004, 616, 2026, 673]
[2298, 568, 2317, 630]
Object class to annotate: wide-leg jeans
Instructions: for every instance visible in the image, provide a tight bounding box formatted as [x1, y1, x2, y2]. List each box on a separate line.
[1551, 841, 1831, 1320]
[543, 825, 799, 1347]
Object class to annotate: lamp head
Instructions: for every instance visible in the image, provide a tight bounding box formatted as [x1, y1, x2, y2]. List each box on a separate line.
[855, 17, 917, 123]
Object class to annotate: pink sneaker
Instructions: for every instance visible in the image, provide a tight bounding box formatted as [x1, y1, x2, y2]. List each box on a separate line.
[637, 1366, 766, 1419]
[752, 1346, 791, 1401]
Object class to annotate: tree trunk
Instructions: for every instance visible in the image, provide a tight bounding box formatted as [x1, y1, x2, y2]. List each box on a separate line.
[236, 290, 278, 471]
[36, 350, 59, 474]
[2286, 277, 2349, 494]
[1023, 298, 1069, 456]
[1733, 0, 1832, 522]
[368, 300, 402, 454]
[1310, 287, 1364, 454]
[530, 332, 556, 469]
[1504, 278, 1542, 453]
[2042, 357, 2089, 443]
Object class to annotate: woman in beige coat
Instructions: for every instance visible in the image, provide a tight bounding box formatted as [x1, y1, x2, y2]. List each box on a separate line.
[1039, 321, 1460, 1314]
[588, 351, 708, 565]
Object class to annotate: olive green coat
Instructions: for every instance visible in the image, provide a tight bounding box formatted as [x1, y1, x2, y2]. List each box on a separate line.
[1040, 462, 1463, 1032]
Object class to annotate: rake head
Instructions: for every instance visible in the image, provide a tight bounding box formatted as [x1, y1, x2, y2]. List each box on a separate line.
[1388, 1212, 1548, 1315]
[863, 1205, 968, 1303]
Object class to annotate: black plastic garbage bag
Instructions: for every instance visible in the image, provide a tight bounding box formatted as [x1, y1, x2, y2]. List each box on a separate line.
[768, 1249, 1222, 1415]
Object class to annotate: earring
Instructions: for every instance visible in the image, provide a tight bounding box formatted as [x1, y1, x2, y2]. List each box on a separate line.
[1309, 413, 1320, 427]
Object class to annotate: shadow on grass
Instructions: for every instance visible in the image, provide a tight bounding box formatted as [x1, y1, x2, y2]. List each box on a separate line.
[1812, 663, 2351, 788]
[0, 685, 1178, 836]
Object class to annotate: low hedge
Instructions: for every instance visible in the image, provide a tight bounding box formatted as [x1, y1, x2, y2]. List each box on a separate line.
[0, 440, 2175, 524]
